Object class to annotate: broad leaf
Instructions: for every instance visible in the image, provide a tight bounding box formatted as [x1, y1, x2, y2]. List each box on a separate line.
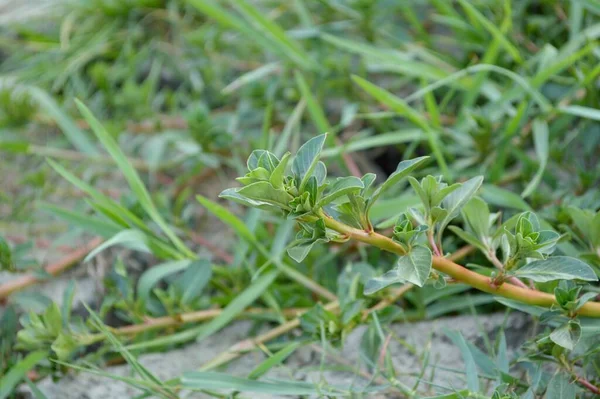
[545, 372, 576, 399]
[364, 270, 405, 295]
[317, 176, 364, 207]
[549, 320, 581, 350]
[512, 256, 597, 282]
[396, 245, 432, 287]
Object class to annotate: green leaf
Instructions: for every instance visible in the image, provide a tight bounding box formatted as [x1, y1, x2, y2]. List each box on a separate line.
[41, 203, 121, 238]
[461, 196, 490, 240]
[292, 133, 327, 191]
[218, 188, 281, 212]
[137, 260, 191, 313]
[364, 269, 406, 295]
[247, 342, 302, 379]
[238, 181, 293, 210]
[558, 104, 600, 121]
[177, 260, 212, 306]
[51, 333, 78, 360]
[312, 161, 327, 185]
[545, 372, 576, 399]
[269, 151, 291, 188]
[0, 350, 47, 399]
[287, 239, 323, 263]
[84, 230, 151, 262]
[512, 257, 598, 282]
[247, 149, 273, 170]
[448, 226, 487, 253]
[317, 176, 364, 207]
[46, 160, 151, 234]
[365, 245, 433, 295]
[521, 119, 549, 198]
[367, 156, 429, 218]
[549, 320, 581, 350]
[395, 245, 433, 287]
[438, 176, 484, 234]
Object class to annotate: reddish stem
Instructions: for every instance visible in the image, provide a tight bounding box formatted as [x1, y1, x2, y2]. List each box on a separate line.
[0, 238, 103, 300]
[576, 377, 600, 395]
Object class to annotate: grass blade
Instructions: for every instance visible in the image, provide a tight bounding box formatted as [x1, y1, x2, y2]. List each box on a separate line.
[74, 100, 194, 258]
[0, 351, 47, 399]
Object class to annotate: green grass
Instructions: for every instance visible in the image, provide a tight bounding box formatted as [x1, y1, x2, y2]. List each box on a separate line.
[1, 1, 600, 398]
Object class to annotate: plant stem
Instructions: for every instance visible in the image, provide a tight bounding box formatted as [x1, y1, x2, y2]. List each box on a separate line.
[488, 251, 529, 289]
[575, 376, 600, 395]
[0, 238, 103, 300]
[82, 307, 311, 343]
[321, 215, 600, 318]
[427, 229, 442, 257]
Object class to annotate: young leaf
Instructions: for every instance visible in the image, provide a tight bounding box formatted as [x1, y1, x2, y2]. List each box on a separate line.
[461, 196, 490, 240]
[237, 181, 293, 210]
[512, 256, 598, 282]
[291, 133, 327, 191]
[317, 176, 364, 207]
[438, 176, 484, 234]
[219, 188, 281, 212]
[367, 156, 429, 217]
[269, 151, 291, 188]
